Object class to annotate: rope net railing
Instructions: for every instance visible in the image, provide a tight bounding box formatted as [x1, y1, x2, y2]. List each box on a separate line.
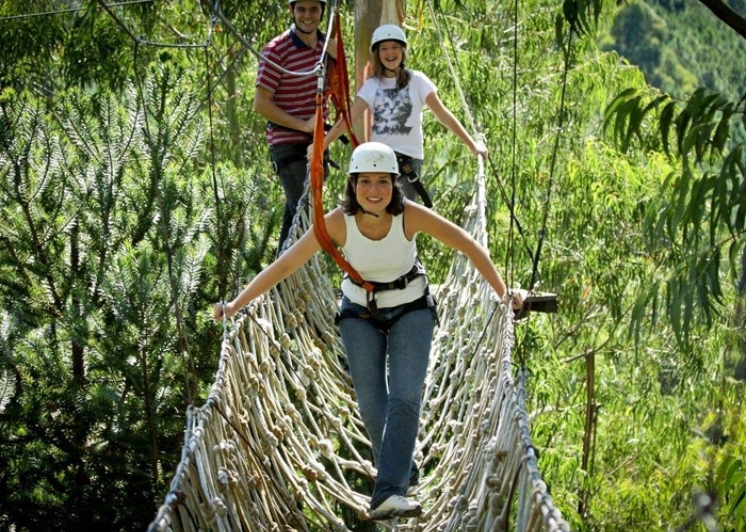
[147, 169, 570, 531]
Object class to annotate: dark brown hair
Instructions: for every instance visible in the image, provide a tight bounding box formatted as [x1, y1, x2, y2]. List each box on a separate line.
[341, 174, 406, 216]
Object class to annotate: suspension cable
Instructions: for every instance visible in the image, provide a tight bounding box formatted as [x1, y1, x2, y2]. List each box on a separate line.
[529, 29, 574, 292]
[204, 1, 227, 303]
[208, 7, 324, 78]
[428, 0, 533, 284]
[509, 0, 520, 291]
[425, 0, 478, 137]
[0, 0, 155, 21]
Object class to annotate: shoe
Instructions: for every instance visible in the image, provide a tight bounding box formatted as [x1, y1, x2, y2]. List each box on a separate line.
[369, 495, 422, 519]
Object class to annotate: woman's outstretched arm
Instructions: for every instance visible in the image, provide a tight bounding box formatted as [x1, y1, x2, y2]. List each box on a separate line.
[214, 209, 346, 320]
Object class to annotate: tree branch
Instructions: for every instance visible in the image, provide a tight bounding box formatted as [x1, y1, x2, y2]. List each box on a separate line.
[698, 0, 746, 41]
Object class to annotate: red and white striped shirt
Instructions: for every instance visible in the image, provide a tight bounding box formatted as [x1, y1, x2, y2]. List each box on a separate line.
[256, 26, 330, 146]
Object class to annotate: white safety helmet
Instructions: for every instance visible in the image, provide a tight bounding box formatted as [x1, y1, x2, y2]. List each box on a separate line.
[370, 24, 407, 52]
[348, 142, 400, 176]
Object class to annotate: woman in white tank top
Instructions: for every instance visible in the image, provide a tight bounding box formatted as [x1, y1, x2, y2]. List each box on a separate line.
[214, 142, 524, 520]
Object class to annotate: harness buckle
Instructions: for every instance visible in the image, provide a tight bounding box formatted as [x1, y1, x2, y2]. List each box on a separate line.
[366, 291, 379, 319]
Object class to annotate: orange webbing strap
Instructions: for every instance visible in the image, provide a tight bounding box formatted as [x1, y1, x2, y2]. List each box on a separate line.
[326, 10, 359, 147]
[310, 93, 374, 291]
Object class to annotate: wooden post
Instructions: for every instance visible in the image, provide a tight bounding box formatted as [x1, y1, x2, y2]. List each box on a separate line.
[353, 0, 405, 142]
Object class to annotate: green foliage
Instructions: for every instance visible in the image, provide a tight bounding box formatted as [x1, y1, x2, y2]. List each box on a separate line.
[603, 85, 746, 343]
[606, 1, 669, 74]
[717, 454, 746, 529]
[601, 10, 746, 530]
[601, 0, 746, 141]
[0, 58, 279, 528]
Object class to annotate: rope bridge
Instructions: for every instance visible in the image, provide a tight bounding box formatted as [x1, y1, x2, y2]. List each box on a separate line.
[147, 164, 570, 531]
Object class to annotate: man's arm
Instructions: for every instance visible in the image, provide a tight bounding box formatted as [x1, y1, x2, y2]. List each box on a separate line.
[254, 86, 315, 133]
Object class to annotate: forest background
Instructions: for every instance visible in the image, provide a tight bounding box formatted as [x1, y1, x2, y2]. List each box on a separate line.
[0, 0, 744, 531]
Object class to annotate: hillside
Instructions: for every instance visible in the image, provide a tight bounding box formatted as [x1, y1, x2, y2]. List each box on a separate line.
[602, 0, 746, 140]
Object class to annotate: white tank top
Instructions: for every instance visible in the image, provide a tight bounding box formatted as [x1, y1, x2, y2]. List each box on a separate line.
[340, 211, 427, 308]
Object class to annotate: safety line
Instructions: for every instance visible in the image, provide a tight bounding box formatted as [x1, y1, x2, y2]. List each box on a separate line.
[95, 0, 210, 49]
[425, 1, 536, 287]
[509, 0, 520, 290]
[425, 0, 478, 137]
[529, 29, 574, 292]
[208, 7, 324, 79]
[0, 0, 155, 21]
[204, 2, 226, 304]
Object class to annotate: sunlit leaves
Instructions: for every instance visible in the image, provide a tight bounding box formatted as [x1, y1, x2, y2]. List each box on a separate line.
[605, 82, 746, 340]
[717, 455, 746, 529]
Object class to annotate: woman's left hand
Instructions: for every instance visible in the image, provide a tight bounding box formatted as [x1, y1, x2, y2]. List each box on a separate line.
[502, 289, 528, 310]
[472, 140, 488, 158]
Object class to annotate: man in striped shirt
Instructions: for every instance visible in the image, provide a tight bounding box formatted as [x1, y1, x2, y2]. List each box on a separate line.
[254, 0, 333, 253]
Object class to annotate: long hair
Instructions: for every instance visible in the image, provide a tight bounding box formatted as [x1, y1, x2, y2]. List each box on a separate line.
[341, 174, 406, 216]
[371, 45, 411, 91]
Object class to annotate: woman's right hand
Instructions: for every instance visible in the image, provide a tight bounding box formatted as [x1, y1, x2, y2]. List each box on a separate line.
[501, 289, 527, 310]
[214, 301, 235, 321]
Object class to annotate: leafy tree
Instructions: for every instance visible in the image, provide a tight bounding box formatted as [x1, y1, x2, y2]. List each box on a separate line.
[607, 0, 668, 74]
[601, 0, 746, 527]
[0, 62, 234, 529]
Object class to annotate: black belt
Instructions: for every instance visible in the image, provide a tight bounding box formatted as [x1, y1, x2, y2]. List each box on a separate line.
[355, 271, 424, 293]
[335, 290, 439, 332]
[347, 260, 427, 318]
[348, 259, 426, 293]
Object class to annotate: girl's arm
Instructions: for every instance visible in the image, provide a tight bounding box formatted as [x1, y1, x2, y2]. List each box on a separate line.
[322, 96, 369, 151]
[425, 91, 487, 158]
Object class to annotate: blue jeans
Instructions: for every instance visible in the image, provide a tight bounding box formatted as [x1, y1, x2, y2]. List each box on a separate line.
[337, 297, 435, 509]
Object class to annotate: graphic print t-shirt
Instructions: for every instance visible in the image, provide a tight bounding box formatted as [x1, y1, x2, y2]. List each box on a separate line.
[356, 70, 436, 159]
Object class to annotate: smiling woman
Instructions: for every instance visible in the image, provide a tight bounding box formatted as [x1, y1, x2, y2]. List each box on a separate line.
[214, 141, 524, 518]
[354, 174, 394, 218]
[323, 24, 487, 207]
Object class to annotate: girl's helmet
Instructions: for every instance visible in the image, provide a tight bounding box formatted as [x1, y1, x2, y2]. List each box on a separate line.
[370, 24, 407, 52]
[348, 142, 400, 176]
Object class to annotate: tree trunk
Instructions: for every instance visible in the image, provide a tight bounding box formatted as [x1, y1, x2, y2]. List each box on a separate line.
[70, 218, 85, 384]
[353, 0, 406, 142]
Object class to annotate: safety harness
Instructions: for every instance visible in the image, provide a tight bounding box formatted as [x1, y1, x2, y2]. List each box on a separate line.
[395, 152, 433, 208]
[307, 6, 438, 330]
[347, 257, 428, 318]
[338, 258, 439, 332]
